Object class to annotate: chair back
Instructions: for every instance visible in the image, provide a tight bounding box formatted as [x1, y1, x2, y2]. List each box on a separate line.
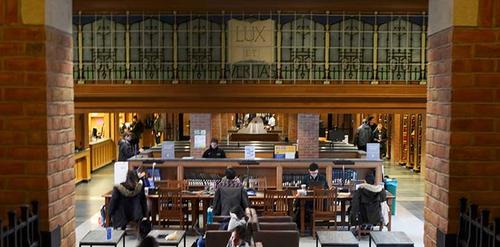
[313, 188, 337, 214]
[263, 189, 290, 216]
[156, 180, 188, 190]
[158, 188, 183, 220]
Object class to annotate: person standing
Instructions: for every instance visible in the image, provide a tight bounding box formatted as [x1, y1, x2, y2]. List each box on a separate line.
[130, 115, 144, 154]
[202, 138, 226, 158]
[118, 132, 134, 161]
[152, 113, 162, 145]
[268, 114, 276, 130]
[373, 123, 388, 159]
[354, 116, 374, 151]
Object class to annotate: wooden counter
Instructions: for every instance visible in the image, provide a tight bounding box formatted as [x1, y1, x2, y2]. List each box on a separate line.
[127, 158, 382, 190]
[74, 149, 91, 183]
[89, 138, 115, 171]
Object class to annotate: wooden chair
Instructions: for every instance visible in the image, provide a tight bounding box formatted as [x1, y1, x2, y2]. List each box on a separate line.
[157, 187, 188, 229]
[312, 188, 338, 238]
[263, 189, 291, 216]
[250, 177, 267, 191]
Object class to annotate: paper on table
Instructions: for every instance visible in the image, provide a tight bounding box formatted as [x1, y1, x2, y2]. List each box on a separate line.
[244, 146, 255, 159]
[114, 162, 128, 185]
[194, 134, 206, 149]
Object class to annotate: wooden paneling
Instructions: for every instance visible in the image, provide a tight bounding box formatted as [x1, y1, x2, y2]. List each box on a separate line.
[127, 159, 383, 190]
[74, 149, 91, 183]
[74, 0, 427, 13]
[90, 138, 115, 171]
[74, 84, 427, 113]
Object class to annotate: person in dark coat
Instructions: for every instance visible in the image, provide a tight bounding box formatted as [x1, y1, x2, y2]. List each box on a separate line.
[130, 115, 144, 154]
[349, 174, 387, 227]
[373, 123, 388, 159]
[212, 168, 249, 216]
[202, 138, 226, 158]
[118, 132, 134, 161]
[109, 170, 147, 230]
[354, 116, 375, 151]
[294, 163, 329, 227]
[301, 163, 329, 190]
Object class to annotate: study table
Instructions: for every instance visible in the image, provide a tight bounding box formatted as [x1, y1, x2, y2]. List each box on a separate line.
[103, 189, 393, 236]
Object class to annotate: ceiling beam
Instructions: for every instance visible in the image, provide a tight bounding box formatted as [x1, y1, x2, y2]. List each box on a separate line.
[73, 0, 428, 13]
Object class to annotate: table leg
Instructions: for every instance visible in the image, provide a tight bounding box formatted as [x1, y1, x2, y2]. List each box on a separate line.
[369, 235, 372, 247]
[300, 198, 305, 236]
[192, 198, 200, 227]
[184, 231, 186, 247]
[340, 200, 346, 228]
[105, 197, 111, 227]
[151, 197, 158, 225]
[123, 234, 126, 247]
[388, 199, 392, 231]
[315, 232, 318, 247]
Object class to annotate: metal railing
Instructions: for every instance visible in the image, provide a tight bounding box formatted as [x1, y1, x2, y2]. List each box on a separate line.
[0, 201, 41, 247]
[72, 11, 427, 85]
[457, 198, 500, 247]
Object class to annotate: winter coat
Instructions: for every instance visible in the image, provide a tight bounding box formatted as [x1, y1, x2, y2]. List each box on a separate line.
[202, 147, 226, 158]
[354, 123, 373, 147]
[118, 139, 133, 161]
[109, 180, 147, 229]
[213, 186, 249, 216]
[373, 128, 388, 143]
[349, 183, 387, 225]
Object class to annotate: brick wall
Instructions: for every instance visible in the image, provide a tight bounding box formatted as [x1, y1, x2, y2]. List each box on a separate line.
[190, 113, 212, 157]
[288, 113, 297, 142]
[425, 0, 500, 246]
[0, 1, 75, 246]
[297, 113, 319, 158]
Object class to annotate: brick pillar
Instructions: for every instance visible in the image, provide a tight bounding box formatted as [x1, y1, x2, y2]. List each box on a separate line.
[0, 0, 74, 246]
[287, 113, 297, 142]
[297, 113, 319, 158]
[426, 0, 500, 246]
[190, 113, 212, 158]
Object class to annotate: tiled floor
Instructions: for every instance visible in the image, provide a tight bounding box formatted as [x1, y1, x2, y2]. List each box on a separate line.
[75, 161, 426, 246]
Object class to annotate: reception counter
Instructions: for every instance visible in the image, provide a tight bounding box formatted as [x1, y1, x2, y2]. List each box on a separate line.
[127, 158, 382, 190]
[89, 138, 115, 171]
[74, 148, 91, 183]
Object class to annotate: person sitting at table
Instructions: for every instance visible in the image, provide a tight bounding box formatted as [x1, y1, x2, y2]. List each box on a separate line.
[293, 163, 329, 228]
[213, 168, 249, 216]
[202, 138, 226, 158]
[302, 163, 329, 189]
[349, 174, 388, 232]
[109, 170, 148, 230]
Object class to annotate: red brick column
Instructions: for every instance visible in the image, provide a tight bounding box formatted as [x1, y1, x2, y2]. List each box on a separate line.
[0, 1, 74, 246]
[297, 113, 319, 158]
[190, 113, 212, 158]
[288, 113, 297, 142]
[425, 0, 500, 246]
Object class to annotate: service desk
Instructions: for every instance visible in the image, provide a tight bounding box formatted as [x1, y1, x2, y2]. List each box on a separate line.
[127, 158, 383, 190]
[74, 148, 91, 183]
[89, 138, 115, 171]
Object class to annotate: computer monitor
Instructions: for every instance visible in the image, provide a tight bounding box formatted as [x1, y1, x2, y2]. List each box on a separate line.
[307, 181, 325, 190]
[328, 128, 345, 142]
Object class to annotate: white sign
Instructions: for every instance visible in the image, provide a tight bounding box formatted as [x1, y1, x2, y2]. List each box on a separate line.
[244, 146, 256, 160]
[194, 131, 206, 149]
[285, 152, 296, 159]
[366, 143, 381, 160]
[114, 162, 129, 185]
[161, 141, 175, 159]
[228, 19, 275, 64]
[343, 135, 349, 144]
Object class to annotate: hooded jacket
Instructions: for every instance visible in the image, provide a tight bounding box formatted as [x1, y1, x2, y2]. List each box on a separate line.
[109, 180, 147, 229]
[118, 139, 133, 161]
[354, 123, 373, 147]
[349, 183, 387, 225]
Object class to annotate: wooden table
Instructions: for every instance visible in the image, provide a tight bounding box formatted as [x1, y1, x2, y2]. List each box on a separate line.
[79, 230, 125, 247]
[147, 230, 186, 247]
[103, 190, 393, 236]
[369, 231, 413, 247]
[316, 231, 359, 247]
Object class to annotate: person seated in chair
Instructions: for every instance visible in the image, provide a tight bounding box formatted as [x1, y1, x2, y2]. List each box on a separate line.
[302, 163, 328, 190]
[293, 163, 329, 228]
[213, 168, 249, 216]
[109, 170, 148, 230]
[349, 174, 387, 233]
